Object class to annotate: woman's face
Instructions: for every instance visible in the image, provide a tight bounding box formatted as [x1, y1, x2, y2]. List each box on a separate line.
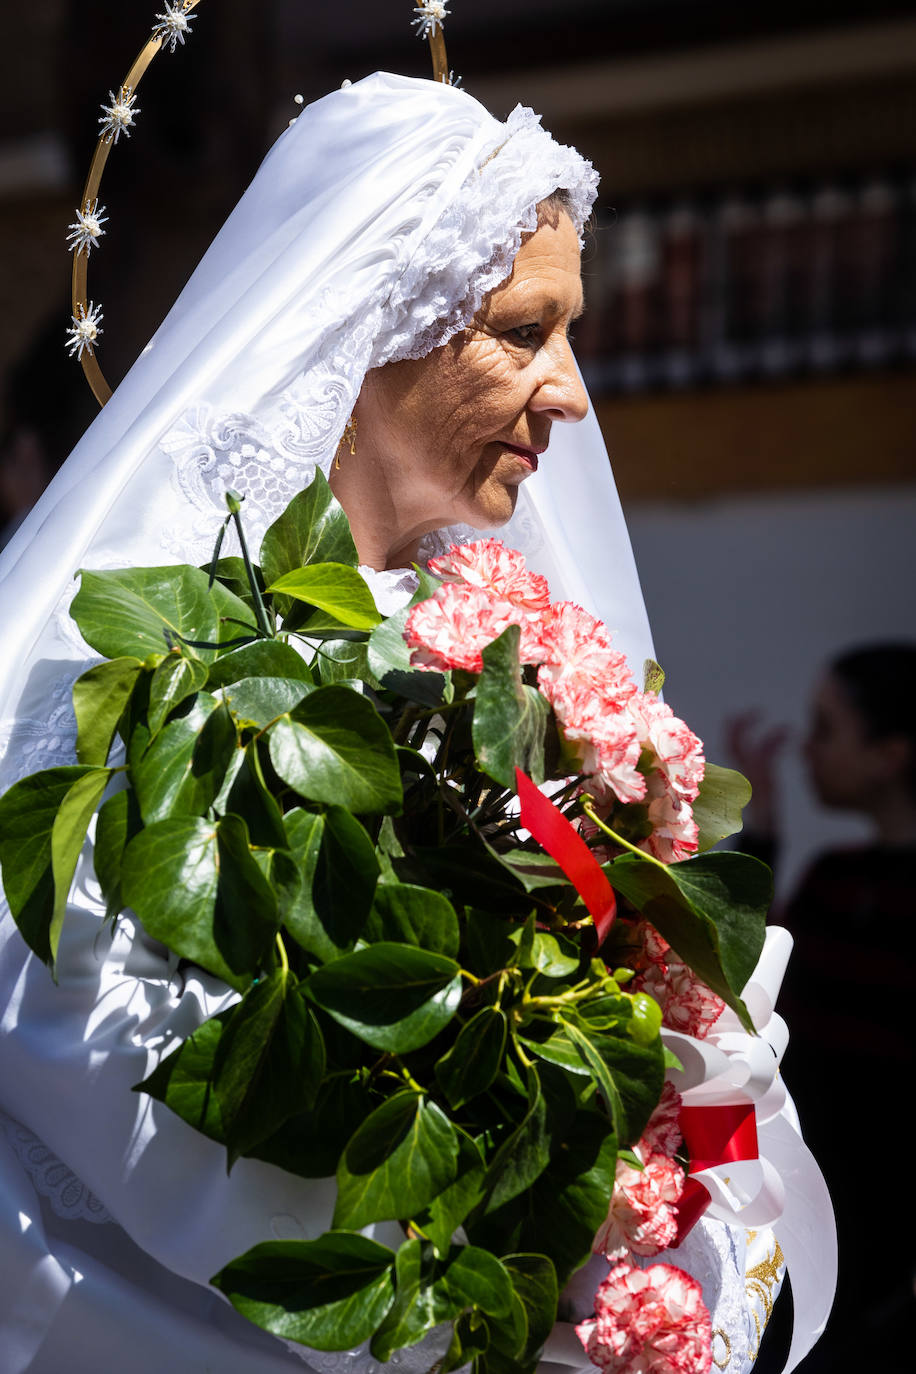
[353, 209, 588, 548]
[804, 673, 889, 810]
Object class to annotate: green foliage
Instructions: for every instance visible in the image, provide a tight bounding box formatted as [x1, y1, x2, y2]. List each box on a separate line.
[0, 475, 777, 1368]
[692, 761, 753, 851]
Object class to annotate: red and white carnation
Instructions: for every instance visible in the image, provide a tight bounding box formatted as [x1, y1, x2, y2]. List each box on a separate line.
[632, 923, 724, 1040]
[576, 1262, 712, 1374]
[642, 773, 700, 864]
[640, 1081, 684, 1159]
[536, 601, 637, 704]
[428, 537, 550, 612]
[594, 1153, 684, 1259]
[628, 693, 705, 804]
[545, 676, 646, 805]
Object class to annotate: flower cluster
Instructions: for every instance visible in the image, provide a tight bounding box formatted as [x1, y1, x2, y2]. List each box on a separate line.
[576, 1263, 712, 1374]
[631, 922, 725, 1040]
[404, 538, 705, 862]
[593, 1083, 685, 1263]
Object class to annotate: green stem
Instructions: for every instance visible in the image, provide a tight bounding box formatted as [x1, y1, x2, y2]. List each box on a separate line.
[229, 505, 273, 640]
[581, 799, 670, 873]
[275, 932, 289, 976]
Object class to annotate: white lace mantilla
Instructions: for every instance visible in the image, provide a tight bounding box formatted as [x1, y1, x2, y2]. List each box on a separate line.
[160, 104, 597, 567]
[0, 1108, 112, 1224]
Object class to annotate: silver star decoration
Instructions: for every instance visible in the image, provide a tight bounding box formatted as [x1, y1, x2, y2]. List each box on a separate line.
[98, 88, 140, 145]
[412, 2, 451, 41]
[66, 302, 104, 359]
[66, 199, 108, 256]
[153, 2, 196, 54]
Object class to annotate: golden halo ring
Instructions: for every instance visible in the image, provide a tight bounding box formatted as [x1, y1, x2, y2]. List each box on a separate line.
[72, 2, 449, 408]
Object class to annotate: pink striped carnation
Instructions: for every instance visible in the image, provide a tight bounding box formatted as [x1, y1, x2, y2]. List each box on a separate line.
[641, 1081, 684, 1159]
[537, 601, 637, 704]
[428, 538, 551, 611]
[632, 922, 724, 1041]
[628, 693, 705, 804]
[577, 1263, 712, 1374]
[642, 773, 700, 865]
[545, 675, 646, 805]
[594, 1153, 684, 1259]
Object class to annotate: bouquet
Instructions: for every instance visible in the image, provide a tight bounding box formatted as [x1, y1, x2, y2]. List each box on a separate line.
[0, 475, 771, 1374]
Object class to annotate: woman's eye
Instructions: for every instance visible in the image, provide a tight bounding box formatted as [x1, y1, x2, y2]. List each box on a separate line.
[510, 323, 541, 345]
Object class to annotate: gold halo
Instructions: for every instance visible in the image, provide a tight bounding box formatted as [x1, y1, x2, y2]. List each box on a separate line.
[71, 2, 451, 408]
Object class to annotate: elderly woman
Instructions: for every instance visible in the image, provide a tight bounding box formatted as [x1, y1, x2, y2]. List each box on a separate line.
[0, 72, 821, 1374]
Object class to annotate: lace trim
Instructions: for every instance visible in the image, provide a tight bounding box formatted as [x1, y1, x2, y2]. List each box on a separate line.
[0, 1109, 113, 1225]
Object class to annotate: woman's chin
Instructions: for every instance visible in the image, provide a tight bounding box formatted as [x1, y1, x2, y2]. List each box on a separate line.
[462, 483, 519, 532]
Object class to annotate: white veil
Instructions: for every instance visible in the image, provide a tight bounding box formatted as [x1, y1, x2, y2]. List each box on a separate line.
[0, 71, 653, 747]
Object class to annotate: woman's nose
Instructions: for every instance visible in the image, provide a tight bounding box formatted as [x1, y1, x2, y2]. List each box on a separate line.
[531, 337, 589, 423]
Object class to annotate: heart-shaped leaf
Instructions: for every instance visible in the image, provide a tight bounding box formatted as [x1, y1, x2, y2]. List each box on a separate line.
[268, 686, 402, 815]
[212, 1233, 395, 1351]
[306, 943, 461, 1052]
[334, 1092, 460, 1229]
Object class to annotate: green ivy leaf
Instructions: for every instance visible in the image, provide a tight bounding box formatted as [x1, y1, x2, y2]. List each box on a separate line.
[71, 565, 222, 661]
[221, 676, 314, 730]
[469, 1109, 617, 1289]
[608, 850, 770, 1031]
[268, 686, 402, 815]
[50, 767, 113, 963]
[0, 765, 109, 968]
[370, 1240, 515, 1364]
[472, 626, 548, 789]
[135, 1008, 230, 1142]
[147, 650, 209, 738]
[223, 743, 288, 849]
[268, 564, 381, 633]
[306, 943, 462, 1053]
[435, 1007, 507, 1109]
[129, 694, 222, 823]
[334, 1092, 461, 1229]
[413, 1129, 487, 1259]
[94, 787, 142, 920]
[260, 470, 359, 580]
[364, 882, 460, 959]
[121, 814, 278, 991]
[248, 1075, 375, 1179]
[206, 639, 313, 690]
[481, 1066, 551, 1213]
[73, 657, 143, 764]
[214, 972, 325, 1167]
[494, 1255, 558, 1370]
[283, 806, 379, 962]
[212, 1233, 395, 1351]
[366, 603, 449, 706]
[0, 768, 87, 962]
[692, 762, 753, 851]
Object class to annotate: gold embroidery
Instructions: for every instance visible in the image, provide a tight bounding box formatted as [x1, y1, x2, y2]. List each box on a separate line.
[712, 1329, 732, 1369]
[745, 1236, 785, 1360]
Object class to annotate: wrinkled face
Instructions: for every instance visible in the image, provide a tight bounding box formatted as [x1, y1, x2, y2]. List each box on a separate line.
[354, 209, 588, 538]
[804, 674, 890, 809]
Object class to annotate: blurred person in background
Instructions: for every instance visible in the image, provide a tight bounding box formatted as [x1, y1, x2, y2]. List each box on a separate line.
[730, 643, 916, 1370]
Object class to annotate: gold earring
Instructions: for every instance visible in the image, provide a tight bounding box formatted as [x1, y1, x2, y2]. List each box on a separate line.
[334, 415, 358, 470]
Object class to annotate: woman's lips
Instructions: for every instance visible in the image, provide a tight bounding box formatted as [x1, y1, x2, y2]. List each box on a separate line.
[502, 443, 541, 472]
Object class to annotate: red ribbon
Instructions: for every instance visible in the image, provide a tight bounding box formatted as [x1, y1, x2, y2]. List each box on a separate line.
[515, 768, 616, 942]
[671, 1102, 760, 1246]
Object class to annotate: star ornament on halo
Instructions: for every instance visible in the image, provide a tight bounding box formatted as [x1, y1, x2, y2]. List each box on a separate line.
[412, 2, 450, 41]
[66, 199, 108, 256]
[98, 87, 140, 144]
[152, 1, 196, 54]
[66, 302, 104, 359]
